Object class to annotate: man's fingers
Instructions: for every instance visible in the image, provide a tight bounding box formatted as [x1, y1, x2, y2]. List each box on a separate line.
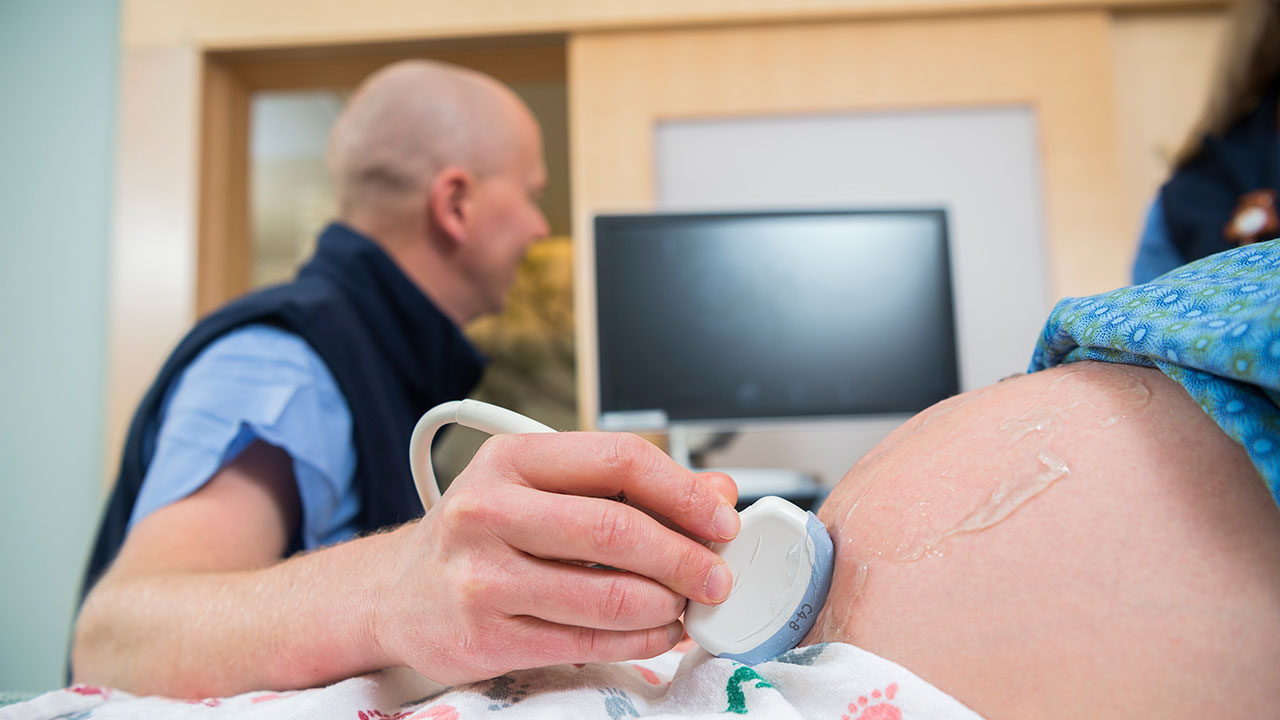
[697, 471, 739, 507]
[483, 432, 740, 543]
[505, 617, 684, 668]
[495, 555, 686, 630]
[494, 489, 732, 605]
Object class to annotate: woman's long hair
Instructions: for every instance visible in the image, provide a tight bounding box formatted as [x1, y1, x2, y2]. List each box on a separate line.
[1174, 0, 1280, 168]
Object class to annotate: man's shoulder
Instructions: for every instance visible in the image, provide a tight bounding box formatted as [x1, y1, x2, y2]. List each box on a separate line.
[186, 324, 338, 393]
[201, 322, 317, 359]
[210, 273, 347, 324]
[183, 275, 360, 365]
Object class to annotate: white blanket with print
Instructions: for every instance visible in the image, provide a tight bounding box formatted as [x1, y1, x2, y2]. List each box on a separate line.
[0, 642, 983, 720]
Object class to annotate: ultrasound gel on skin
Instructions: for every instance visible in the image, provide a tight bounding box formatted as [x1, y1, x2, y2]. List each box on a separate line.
[409, 399, 835, 665]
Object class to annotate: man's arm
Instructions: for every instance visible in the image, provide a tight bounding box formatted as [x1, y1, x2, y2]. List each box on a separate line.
[73, 433, 739, 698]
[71, 439, 386, 696]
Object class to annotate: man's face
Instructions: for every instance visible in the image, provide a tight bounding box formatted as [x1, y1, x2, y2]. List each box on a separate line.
[461, 115, 550, 318]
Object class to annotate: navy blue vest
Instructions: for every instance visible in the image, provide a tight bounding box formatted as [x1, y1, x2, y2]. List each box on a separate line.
[1160, 82, 1280, 262]
[79, 223, 485, 602]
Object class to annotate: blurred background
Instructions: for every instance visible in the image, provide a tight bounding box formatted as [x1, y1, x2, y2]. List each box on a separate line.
[0, 0, 1233, 691]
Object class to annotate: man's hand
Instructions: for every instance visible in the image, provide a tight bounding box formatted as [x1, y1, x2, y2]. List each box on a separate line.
[373, 431, 739, 685]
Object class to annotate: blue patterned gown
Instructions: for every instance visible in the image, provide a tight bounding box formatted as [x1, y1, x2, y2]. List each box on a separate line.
[1030, 239, 1280, 505]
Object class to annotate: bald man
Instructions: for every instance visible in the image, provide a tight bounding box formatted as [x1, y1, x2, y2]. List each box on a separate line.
[72, 61, 740, 698]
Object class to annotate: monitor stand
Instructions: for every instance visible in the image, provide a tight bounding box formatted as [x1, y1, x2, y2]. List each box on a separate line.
[667, 425, 827, 511]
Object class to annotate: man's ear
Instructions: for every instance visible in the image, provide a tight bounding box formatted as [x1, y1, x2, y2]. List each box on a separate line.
[426, 167, 473, 247]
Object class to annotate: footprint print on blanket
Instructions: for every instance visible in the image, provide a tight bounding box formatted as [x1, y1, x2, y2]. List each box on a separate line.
[600, 687, 639, 719]
[483, 674, 533, 711]
[842, 683, 899, 720]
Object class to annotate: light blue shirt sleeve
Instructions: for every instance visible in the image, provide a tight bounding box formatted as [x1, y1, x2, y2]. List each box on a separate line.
[128, 324, 360, 550]
[1131, 194, 1187, 284]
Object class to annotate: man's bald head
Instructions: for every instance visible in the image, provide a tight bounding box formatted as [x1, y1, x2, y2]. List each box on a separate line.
[327, 60, 531, 219]
[325, 60, 549, 326]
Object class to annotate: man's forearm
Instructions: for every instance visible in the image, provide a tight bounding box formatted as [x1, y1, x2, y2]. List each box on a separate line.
[73, 526, 400, 698]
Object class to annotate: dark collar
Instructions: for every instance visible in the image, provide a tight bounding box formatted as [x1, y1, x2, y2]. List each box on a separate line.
[300, 222, 486, 405]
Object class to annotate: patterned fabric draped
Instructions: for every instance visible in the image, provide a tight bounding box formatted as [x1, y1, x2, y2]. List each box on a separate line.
[1032, 238, 1280, 504]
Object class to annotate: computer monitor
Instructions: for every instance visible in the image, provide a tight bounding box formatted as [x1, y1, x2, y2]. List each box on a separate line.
[593, 209, 959, 432]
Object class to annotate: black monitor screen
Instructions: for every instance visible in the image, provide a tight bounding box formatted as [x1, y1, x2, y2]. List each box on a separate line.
[594, 209, 959, 428]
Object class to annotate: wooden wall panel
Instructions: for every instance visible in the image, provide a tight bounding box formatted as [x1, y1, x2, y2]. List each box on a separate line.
[122, 0, 1220, 50]
[569, 12, 1130, 425]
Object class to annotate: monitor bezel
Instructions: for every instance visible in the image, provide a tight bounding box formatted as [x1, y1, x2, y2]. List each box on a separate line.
[590, 207, 959, 432]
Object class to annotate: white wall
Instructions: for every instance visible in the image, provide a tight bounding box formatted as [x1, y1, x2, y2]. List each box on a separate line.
[655, 106, 1049, 485]
[0, 0, 119, 692]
